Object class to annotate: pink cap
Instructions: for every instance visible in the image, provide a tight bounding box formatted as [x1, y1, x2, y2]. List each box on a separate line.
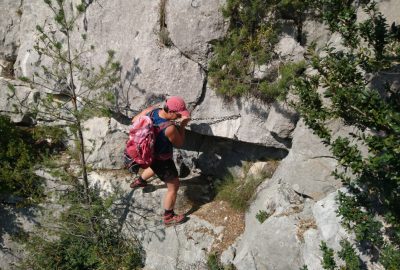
[166, 96, 190, 117]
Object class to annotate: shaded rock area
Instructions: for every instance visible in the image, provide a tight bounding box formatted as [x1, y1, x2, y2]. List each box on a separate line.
[0, 79, 38, 125]
[81, 115, 288, 178]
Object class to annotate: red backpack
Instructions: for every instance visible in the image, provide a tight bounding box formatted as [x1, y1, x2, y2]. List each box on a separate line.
[125, 110, 171, 169]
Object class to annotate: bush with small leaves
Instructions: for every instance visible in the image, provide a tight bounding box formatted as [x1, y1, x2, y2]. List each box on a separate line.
[256, 210, 269, 224]
[208, 0, 310, 101]
[293, 0, 400, 267]
[0, 115, 45, 204]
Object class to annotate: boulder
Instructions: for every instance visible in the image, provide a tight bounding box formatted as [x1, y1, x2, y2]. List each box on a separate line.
[271, 120, 340, 200]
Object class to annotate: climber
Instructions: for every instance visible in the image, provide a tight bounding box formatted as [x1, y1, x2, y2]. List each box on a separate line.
[129, 96, 191, 226]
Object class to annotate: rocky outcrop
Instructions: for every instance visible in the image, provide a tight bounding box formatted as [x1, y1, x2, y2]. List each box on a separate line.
[0, 0, 21, 78]
[2, 1, 399, 270]
[0, 79, 38, 125]
[220, 120, 385, 270]
[0, 0, 300, 150]
[166, 0, 228, 67]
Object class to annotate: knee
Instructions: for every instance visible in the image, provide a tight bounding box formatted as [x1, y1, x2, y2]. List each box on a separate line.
[168, 178, 180, 192]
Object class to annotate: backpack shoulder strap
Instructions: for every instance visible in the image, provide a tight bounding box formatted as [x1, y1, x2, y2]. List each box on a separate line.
[147, 108, 158, 119]
[149, 108, 173, 131]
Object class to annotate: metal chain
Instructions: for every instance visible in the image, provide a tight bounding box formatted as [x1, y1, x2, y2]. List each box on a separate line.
[124, 105, 242, 125]
[189, 114, 241, 125]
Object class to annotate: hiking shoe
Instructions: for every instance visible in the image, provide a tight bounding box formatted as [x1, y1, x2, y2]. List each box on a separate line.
[163, 213, 186, 227]
[130, 177, 147, 189]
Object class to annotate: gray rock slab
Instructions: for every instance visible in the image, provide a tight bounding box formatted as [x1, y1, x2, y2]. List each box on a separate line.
[81, 0, 205, 111]
[83, 117, 127, 169]
[272, 120, 340, 200]
[0, 78, 38, 125]
[0, 0, 21, 61]
[233, 215, 303, 270]
[166, 0, 227, 67]
[190, 90, 297, 148]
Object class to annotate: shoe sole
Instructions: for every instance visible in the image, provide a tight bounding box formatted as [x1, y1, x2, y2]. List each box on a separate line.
[164, 217, 187, 227]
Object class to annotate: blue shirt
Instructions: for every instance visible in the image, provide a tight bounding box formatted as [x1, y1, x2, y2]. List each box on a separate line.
[148, 109, 173, 157]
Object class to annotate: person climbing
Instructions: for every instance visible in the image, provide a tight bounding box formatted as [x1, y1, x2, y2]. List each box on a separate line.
[129, 96, 191, 226]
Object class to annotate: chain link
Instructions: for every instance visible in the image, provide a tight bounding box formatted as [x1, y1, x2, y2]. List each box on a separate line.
[124, 106, 242, 125]
[189, 114, 241, 125]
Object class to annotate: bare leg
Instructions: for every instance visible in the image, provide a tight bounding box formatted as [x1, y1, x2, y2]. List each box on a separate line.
[164, 178, 180, 210]
[130, 167, 155, 188]
[140, 167, 155, 181]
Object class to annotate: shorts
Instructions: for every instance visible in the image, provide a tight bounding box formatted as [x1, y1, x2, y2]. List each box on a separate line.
[150, 158, 178, 182]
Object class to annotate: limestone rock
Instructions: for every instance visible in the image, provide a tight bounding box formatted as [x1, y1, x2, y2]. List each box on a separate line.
[276, 35, 305, 62]
[83, 117, 127, 169]
[166, 0, 227, 67]
[272, 120, 340, 200]
[247, 161, 275, 179]
[0, 0, 21, 63]
[0, 79, 38, 125]
[190, 91, 297, 149]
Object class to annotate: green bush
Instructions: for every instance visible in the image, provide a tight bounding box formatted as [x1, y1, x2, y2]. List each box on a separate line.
[255, 210, 269, 224]
[258, 61, 306, 101]
[320, 241, 336, 270]
[338, 240, 361, 270]
[0, 115, 44, 203]
[207, 253, 236, 270]
[20, 190, 144, 270]
[208, 0, 309, 101]
[293, 0, 400, 267]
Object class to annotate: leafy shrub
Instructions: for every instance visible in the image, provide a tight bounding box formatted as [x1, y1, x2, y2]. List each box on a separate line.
[320, 241, 336, 270]
[0, 115, 44, 203]
[207, 253, 223, 270]
[338, 240, 361, 270]
[208, 0, 309, 101]
[255, 210, 269, 223]
[293, 0, 400, 267]
[258, 61, 306, 101]
[20, 189, 144, 270]
[207, 253, 236, 270]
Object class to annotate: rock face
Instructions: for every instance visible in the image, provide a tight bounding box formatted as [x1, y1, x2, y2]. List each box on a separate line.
[0, 0, 300, 150]
[1, 1, 399, 270]
[222, 121, 382, 270]
[222, 121, 340, 269]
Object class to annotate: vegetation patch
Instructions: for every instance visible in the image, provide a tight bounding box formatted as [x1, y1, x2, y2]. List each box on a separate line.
[293, 0, 400, 267]
[0, 115, 55, 204]
[20, 188, 144, 270]
[215, 173, 263, 211]
[255, 210, 270, 224]
[208, 0, 310, 101]
[215, 161, 279, 211]
[207, 252, 236, 270]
